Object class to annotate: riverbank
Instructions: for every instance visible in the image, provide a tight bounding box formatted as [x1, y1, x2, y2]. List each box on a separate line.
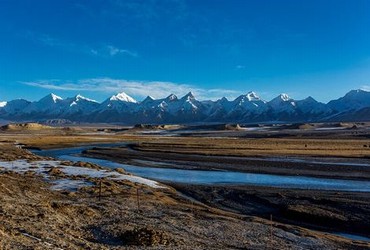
[170, 183, 370, 240]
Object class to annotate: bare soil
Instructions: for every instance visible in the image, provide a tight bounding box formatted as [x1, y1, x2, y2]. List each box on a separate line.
[170, 184, 370, 239]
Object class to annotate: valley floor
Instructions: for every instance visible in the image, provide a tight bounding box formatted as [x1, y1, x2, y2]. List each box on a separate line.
[0, 123, 370, 249]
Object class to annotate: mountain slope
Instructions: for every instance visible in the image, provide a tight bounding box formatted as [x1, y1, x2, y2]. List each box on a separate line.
[0, 89, 369, 124]
[327, 89, 370, 112]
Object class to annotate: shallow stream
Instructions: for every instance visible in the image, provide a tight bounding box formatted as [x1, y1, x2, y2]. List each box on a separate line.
[33, 144, 370, 192]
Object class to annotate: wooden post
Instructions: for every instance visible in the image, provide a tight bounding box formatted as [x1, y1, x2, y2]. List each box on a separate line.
[270, 214, 273, 249]
[99, 179, 102, 201]
[191, 200, 194, 217]
[136, 188, 140, 212]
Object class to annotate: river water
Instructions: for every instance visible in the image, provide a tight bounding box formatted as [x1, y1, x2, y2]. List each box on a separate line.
[33, 144, 370, 192]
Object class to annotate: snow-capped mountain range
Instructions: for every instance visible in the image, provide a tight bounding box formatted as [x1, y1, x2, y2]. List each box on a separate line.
[0, 89, 370, 124]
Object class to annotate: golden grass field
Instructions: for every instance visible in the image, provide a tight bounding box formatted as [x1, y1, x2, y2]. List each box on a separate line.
[2, 128, 368, 158]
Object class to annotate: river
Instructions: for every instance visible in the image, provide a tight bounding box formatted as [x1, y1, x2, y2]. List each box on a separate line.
[33, 144, 370, 193]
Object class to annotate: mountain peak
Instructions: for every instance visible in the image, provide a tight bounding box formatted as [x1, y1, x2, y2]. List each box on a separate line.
[278, 93, 291, 102]
[234, 91, 263, 104]
[51, 93, 62, 102]
[142, 95, 155, 103]
[304, 96, 317, 102]
[345, 89, 369, 97]
[327, 89, 370, 112]
[166, 94, 178, 101]
[245, 91, 260, 101]
[182, 91, 195, 100]
[354, 89, 368, 93]
[268, 93, 296, 112]
[187, 91, 195, 97]
[40, 93, 63, 103]
[1, 89, 370, 123]
[110, 92, 137, 103]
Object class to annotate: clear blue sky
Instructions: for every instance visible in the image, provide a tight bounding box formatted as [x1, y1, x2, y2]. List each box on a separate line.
[0, 0, 369, 103]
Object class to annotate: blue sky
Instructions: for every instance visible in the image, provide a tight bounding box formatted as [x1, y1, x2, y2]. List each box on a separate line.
[0, 0, 370, 103]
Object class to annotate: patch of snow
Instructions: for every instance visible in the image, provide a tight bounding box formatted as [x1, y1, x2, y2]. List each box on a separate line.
[75, 94, 98, 103]
[0, 101, 7, 108]
[268, 93, 296, 113]
[50, 179, 93, 191]
[60, 165, 162, 188]
[166, 94, 178, 101]
[245, 91, 260, 101]
[50, 93, 63, 103]
[280, 93, 291, 102]
[0, 160, 163, 190]
[110, 92, 137, 103]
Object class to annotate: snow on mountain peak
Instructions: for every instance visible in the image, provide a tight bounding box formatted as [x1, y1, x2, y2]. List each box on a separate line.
[1, 89, 369, 123]
[110, 92, 137, 103]
[268, 93, 296, 112]
[50, 93, 63, 103]
[75, 94, 97, 103]
[185, 91, 195, 97]
[246, 91, 260, 101]
[143, 96, 154, 102]
[166, 94, 178, 101]
[181, 92, 196, 101]
[38, 93, 63, 104]
[279, 93, 291, 102]
[234, 91, 263, 104]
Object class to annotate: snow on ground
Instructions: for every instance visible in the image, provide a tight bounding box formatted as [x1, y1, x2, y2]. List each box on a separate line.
[0, 160, 163, 190]
[50, 179, 94, 191]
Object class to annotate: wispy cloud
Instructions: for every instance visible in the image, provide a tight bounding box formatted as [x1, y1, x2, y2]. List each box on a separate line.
[361, 85, 370, 91]
[106, 45, 138, 57]
[21, 78, 241, 100]
[24, 31, 137, 58]
[235, 65, 246, 70]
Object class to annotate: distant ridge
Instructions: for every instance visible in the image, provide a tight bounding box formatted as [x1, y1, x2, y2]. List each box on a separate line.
[0, 89, 370, 124]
